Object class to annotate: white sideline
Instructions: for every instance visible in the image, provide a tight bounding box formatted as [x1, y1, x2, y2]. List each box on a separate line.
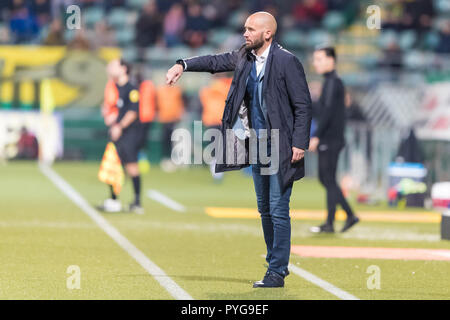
[40, 164, 193, 300]
[147, 189, 186, 212]
[261, 255, 359, 300]
[288, 263, 360, 300]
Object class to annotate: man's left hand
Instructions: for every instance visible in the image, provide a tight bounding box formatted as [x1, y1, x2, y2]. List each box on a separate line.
[291, 147, 305, 163]
[110, 124, 122, 141]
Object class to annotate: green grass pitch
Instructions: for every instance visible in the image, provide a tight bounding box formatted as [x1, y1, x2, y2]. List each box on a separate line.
[1, 161, 449, 299]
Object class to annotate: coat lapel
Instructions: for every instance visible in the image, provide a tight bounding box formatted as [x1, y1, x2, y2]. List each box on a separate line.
[261, 41, 278, 100]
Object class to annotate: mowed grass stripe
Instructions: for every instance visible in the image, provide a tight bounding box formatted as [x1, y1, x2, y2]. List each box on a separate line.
[40, 164, 193, 300]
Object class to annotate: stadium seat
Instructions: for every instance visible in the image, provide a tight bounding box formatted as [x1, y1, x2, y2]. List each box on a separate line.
[107, 8, 129, 29]
[422, 30, 440, 50]
[145, 46, 169, 62]
[127, 0, 148, 10]
[121, 47, 138, 62]
[64, 29, 76, 42]
[227, 11, 246, 30]
[399, 30, 417, 50]
[115, 27, 135, 46]
[404, 50, 426, 70]
[435, 0, 450, 13]
[307, 29, 334, 48]
[280, 29, 306, 49]
[208, 28, 233, 47]
[322, 11, 346, 31]
[83, 7, 104, 28]
[377, 30, 399, 49]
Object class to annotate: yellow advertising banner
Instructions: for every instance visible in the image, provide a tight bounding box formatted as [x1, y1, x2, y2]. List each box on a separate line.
[0, 46, 121, 109]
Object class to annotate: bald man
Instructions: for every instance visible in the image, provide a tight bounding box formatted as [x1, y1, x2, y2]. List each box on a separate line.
[166, 12, 312, 288]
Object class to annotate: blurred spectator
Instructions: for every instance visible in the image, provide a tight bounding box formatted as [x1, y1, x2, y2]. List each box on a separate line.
[184, 2, 210, 48]
[345, 91, 365, 123]
[135, 0, 162, 48]
[156, 0, 178, 13]
[104, 0, 126, 12]
[43, 18, 65, 46]
[88, 21, 116, 48]
[163, 3, 185, 47]
[67, 29, 92, 50]
[380, 41, 403, 71]
[0, 1, 13, 22]
[31, 0, 51, 26]
[16, 127, 39, 160]
[292, 0, 327, 30]
[9, 0, 40, 43]
[0, 25, 11, 44]
[403, 0, 434, 33]
[382, 0, 406, 31]
[156, 84, 184, 168]
[436, 20, 450, 54]
[326, 0, 348, 10]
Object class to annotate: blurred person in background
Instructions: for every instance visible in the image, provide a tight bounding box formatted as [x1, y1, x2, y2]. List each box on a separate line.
[31, 0, 51, 26]
[292, 0, 327, 30]
[163, 3, 185, 48]
[135, 0, 162, 51]
[67, 28, 92, 51]
[184, 2, 210, 48]
[436, 20, 450, 54]
[98, 59, 144, 214]
[156, 83, 184, 172]
[16, 127, 39, 160]
[42, 18, 65, 46]
[199, 73, 232, 181]
[9, 0, 40, 44]
[309, 46, 359, 234]
[88, 21, 116, 49]
[135, 70, 157, 164]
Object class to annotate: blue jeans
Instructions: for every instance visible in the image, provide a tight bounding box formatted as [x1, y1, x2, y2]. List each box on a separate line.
[252, 164, 293, 277]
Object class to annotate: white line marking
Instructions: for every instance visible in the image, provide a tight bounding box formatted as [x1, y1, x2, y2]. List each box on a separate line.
[288, 263, 360, 300]
[261, 255, 359, 300]
[147, 189, 186, 212]
[40, 164, 193, 300]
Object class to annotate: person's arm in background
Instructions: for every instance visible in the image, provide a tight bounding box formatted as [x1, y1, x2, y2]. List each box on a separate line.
[284, 55, 312, 163]
[309, 77, 342, 151]
[166, 47, 241, 85]
[110, 90, 139, 141]
[313, 78, 338, 139]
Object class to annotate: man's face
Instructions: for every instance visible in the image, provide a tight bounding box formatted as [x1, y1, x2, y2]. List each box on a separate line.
[313, 50, 335, 75]
[107, 59, 125, 80]
[243, 17, 266, 51]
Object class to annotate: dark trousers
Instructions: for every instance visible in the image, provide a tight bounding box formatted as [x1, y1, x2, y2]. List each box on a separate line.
[252, 164, 293, 277]
[318, 143, 354, 225]
[161, 122, 177, 159]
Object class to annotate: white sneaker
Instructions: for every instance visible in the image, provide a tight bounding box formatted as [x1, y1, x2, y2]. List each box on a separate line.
[98, 198, 122, 213]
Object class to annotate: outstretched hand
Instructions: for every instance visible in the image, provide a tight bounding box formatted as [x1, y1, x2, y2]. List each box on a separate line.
[166, 64, 184, 85]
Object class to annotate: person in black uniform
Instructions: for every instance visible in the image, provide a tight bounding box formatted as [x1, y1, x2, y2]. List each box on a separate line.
[101, 59, 144, 214]
[309, 47, 359, 233]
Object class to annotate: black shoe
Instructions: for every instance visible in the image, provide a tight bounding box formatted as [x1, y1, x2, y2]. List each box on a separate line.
[253, 271, 285, 288]
[310, 223, 335, 233]
[263, 264, 289, 277]
[341, 216, 359, 233]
